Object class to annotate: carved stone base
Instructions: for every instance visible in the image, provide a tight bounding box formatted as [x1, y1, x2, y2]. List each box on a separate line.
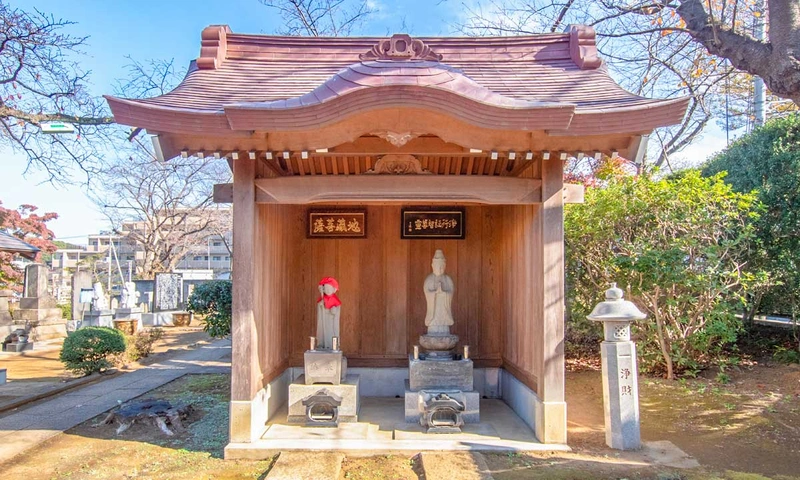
[304, 350, 348, 385]
[419, 334, 458, 358]
[288, 374, 360, 424]
[82, 310, 114, 328]
[404, 383, 480, 425]
[409, 356, 473, 391]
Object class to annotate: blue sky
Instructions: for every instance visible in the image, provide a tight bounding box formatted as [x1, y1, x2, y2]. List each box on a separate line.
[3, 0, 727, 242]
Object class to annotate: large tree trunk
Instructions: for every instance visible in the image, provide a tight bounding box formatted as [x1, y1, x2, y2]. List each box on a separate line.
[677, 0, 800, 104]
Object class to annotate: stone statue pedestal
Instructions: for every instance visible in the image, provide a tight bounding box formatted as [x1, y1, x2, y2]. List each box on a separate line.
[303, 349, 347, 385]
[115, 307, 142, 321]
[16, 297, 62, 323]
[418, 333, 459, 360]
[405, 354, 480, 430]
[82, 310, 114, 328]
[408, 355, 473, 391]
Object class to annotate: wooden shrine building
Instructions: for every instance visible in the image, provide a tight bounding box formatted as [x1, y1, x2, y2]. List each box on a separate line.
[106, 25, 688, 454]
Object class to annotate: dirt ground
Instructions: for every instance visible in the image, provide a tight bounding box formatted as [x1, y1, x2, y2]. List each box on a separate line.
[1, 360, 799, 479]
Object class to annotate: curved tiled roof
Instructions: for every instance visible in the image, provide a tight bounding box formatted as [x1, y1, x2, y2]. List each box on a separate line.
[105, 25, 688, 136]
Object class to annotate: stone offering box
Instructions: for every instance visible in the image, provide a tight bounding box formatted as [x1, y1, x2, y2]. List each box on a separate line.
[404, 384, 480, 425]
[288, 374, 361, 425]
[304, 349, 347, 385]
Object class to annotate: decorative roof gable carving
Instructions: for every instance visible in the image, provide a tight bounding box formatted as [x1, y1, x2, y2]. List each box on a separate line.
[372, 131, 421, 147]
[360, 34, 443, 62]
[365, 154, 432, 175]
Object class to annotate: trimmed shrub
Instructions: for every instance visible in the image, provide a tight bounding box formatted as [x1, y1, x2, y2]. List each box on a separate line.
[187, 280, 232, 338]
[60, 327, 126, 375]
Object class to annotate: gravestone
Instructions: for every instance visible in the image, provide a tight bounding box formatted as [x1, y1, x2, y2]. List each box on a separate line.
[0, 289, 13, 326]
[71, 270, 92, 322]
[82, 282, 114, 329]
[154, 273, 182, 312]
[14, 264, 66, 340]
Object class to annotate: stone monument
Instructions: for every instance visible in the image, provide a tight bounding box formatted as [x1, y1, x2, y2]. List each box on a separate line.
[154, 273, 182, 311]
[82, 282, 113, 328]
[588, 283, 647, 450]
[14, 264, 66, 340]
[288, 277, 360, 426]
[0, 289, 13, 326]
[115, 281, 143, 332]
[70, 270, 92, 326]
[406, 250, 479, 433]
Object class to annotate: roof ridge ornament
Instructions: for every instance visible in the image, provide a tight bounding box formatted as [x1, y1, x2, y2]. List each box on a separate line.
[360, 34, 443, 62]
[568, 24, 601, 70]
[197, 25, 231, 70]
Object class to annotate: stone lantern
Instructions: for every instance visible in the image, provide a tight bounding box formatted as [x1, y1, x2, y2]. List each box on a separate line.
[587, 283, 646, 450]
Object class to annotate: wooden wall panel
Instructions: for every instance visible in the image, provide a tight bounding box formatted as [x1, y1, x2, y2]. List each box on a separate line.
[251, 199, 556, 385]
[383, 206, 408, 355]
[271, 205, 509, 367]
[501, 203, 545, 394]
[252, 203, 291, 388]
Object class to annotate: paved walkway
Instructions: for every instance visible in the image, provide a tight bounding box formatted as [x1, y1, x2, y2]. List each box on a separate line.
[0, 338, 231, 464]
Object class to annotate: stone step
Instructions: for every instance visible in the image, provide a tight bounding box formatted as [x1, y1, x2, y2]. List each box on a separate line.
[265, 451, 345, 480]
[420, 452, 494, 480]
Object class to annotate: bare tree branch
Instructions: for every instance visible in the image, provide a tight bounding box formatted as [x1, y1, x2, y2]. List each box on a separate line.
[260, 0, 375, 36]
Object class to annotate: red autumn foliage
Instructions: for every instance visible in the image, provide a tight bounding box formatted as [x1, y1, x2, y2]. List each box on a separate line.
[0, 201, 58, 291]
[564, 155, 639, 188]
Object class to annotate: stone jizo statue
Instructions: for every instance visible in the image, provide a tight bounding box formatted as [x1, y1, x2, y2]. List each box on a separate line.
[120, 282, 140, 309]
[424, 250, 454, 334]
[91, 282, 108, 311]
[316, 277, 341, 350]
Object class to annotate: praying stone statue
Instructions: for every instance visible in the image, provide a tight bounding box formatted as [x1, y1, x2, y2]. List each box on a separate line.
[316, 277, 341, 350]
[120, 282, 139, 309]
[419, 250, 459, 357]
[91, 282, 108, 311]
[424, 250, 455, 332]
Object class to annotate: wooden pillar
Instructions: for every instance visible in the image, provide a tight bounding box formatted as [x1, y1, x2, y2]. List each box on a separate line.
[229, 154, 261, 442]
[533, 157, 567, 443]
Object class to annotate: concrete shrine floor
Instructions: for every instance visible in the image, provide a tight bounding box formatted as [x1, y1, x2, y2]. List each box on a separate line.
[225, 397, 570, 458]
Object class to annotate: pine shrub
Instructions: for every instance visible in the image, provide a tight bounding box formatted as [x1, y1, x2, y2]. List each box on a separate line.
[60, 327, 126, 375]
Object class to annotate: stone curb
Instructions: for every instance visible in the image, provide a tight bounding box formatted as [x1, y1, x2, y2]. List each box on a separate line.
[0, 372, 117, 415]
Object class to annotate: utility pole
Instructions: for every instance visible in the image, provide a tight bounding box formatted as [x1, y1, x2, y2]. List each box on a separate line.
[753, 0, 767, 127]
[107, 233, 112, 292]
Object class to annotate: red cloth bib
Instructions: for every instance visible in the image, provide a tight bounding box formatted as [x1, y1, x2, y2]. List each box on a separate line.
[317, 277, 341, 309]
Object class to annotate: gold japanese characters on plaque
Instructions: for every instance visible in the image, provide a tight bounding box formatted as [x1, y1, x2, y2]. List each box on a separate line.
[308, 210, 367, 238]
[401, 208, 465, 239]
